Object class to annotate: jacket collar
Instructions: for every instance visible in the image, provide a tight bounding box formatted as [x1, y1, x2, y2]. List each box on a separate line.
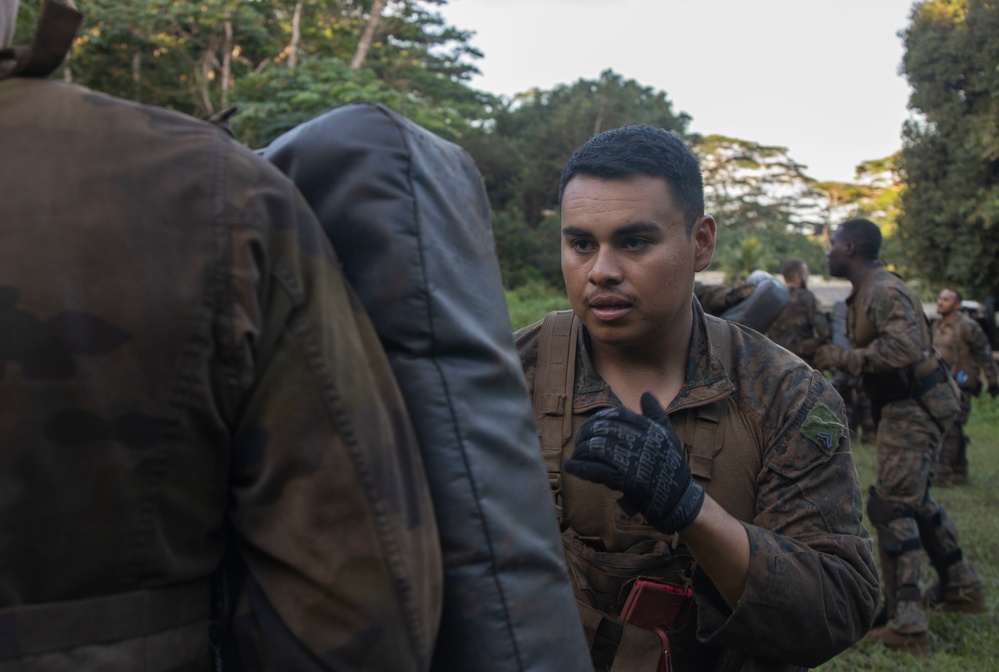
[572, 298, 736, 413]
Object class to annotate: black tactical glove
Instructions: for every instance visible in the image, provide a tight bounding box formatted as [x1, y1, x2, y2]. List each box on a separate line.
[565, 392, 705, 534]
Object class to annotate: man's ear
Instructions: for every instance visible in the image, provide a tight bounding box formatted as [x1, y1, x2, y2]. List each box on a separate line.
[693, 215, 716, 272]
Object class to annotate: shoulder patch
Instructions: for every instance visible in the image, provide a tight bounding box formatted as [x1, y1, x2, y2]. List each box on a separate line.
[800, 402, 846, 456]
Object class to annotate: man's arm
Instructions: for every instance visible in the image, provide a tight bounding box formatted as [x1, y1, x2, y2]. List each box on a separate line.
[964, 317, 999, 391]
[220, 147, 442, 671]
[817, 283, 925, 376]
[695, 370, 878, 667]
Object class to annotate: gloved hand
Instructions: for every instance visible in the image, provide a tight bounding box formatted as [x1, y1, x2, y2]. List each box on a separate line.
[565, 393, 704, 534]
[814, 343, 848, 371]
[989, 383, 998, 398]
[799, 338, 820, 357]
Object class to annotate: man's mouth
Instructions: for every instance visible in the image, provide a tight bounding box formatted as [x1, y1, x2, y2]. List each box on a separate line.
[586, 295, 634, 321]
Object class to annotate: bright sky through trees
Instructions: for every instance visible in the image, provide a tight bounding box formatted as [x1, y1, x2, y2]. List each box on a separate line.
[438, 0, 915, 183]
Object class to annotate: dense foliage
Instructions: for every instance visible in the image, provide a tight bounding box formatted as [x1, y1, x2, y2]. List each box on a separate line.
[12, 0, 916, 294]
[899, 0, 999, 297]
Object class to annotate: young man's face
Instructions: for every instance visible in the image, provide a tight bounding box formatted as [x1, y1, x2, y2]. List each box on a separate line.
[826, 229, 850, 279]
[937, 289, 959, 317]
[560, 174, 715, 350]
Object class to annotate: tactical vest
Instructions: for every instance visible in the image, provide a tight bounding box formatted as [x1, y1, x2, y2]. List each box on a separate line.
[935, 315, 988, 394]
[532, 311, 766, 671]
[848, 269, 959, 426]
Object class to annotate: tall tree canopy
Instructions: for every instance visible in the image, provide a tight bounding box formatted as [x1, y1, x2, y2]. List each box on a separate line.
[465, 70, 691, 226]
[13, 0, 492, 148]
[899, 0, 999, 296]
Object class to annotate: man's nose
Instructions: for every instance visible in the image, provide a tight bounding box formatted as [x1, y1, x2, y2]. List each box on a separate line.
[588, 248, 623, 284]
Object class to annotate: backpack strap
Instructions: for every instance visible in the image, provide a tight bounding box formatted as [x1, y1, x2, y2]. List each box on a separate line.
[533, 310, 578, 526]
[679, 317, 733, 482]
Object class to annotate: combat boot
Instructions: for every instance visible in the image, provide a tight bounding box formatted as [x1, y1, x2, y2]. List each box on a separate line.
[923, 559, 986, 613]
[867, 601, 931, 657]
[867, 626, 931, 657]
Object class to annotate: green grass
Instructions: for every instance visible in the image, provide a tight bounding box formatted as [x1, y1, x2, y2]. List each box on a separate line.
[818, 394, 999, 670]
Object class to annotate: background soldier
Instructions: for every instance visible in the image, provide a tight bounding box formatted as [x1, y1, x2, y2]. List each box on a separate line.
[815, 219, 985, 657]
[516, 125, 877, 671]
[933, 288, 999, 484]
[766, 258, 831, 366]
[1, 2, 443, 669]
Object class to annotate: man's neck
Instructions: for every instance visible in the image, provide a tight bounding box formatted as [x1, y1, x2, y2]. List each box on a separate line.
[940, 310, 959, 326]
[847, 259, 881, 288]
[587, 306, 694, 413]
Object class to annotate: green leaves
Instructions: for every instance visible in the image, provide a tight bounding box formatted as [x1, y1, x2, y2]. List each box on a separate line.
[899, 0, 999, 297]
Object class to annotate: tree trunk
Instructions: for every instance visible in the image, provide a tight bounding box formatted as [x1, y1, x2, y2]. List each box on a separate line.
[131, 50, 141, 100]
[288, 0, 304, 69]
[221, 17, 233, 107]
[61, 0, 77, 82]
[350, 0, 387, 69]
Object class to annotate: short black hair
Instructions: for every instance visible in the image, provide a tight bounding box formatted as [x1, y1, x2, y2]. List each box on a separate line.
[943, 288, 963, 304]
[780, 258, 807, 280]
[558, 125, 704, 233]
[836, 218, 882, 260]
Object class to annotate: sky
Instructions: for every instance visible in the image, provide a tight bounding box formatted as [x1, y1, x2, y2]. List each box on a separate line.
[437, 0, 918, 184]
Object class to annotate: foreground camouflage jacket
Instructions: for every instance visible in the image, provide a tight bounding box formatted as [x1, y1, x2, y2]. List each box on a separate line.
[766, 286, 831, 362]
[515, 300, 878, 671]
[934, 313, 999, 395]
[0, 12, 442, 669]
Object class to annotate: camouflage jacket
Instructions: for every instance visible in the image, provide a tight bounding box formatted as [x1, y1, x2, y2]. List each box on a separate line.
[766, 286, 831, 362]
[841, 267, 930, 377]
[515, 300, 878, 671]
[934, 312, 999, 394]
[0, 8, 442, 670]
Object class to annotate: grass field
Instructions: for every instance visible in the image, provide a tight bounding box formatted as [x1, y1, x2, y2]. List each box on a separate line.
[818, 394, 999, 671]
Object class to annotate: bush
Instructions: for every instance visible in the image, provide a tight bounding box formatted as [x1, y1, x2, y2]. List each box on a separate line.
[505, 280, 569, 331]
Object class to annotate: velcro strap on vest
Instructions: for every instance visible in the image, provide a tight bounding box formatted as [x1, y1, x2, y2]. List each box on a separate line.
[0, 580, 211, 660]
[534, 311, 579, 525]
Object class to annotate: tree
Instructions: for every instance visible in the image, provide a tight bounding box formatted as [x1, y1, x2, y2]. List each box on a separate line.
[467, 70, 690, 226]
[694, 135, 823, 235]
[34, 0, 491, 137]
[899, 0, 999, 297]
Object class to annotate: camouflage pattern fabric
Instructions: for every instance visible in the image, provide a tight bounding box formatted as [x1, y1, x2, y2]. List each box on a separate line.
[845, 267, 970, 635]
[934, 313, 999, 395]
[933, 313, 998, 481]
[0, 58, 442, 672]
[766, 286, 831, 364]
[516, 299, 878, 671]
[693, 280, 755, 317]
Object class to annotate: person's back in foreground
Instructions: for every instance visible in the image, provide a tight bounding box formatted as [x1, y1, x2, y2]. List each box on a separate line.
[515, 124, 878, 671]
[0, 2, 442, 669]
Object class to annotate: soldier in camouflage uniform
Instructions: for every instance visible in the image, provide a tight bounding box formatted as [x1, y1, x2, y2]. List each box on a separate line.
[815, 219, 985, 657]
[0, 2, 442, 669]
[933, 288, 999, 485]
[516, 125, 878, 671]
[766, 258, 831, 366]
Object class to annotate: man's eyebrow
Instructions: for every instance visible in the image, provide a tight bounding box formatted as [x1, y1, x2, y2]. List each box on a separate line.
[561, 221, 661, 238]
[561, 226, 591, 238]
